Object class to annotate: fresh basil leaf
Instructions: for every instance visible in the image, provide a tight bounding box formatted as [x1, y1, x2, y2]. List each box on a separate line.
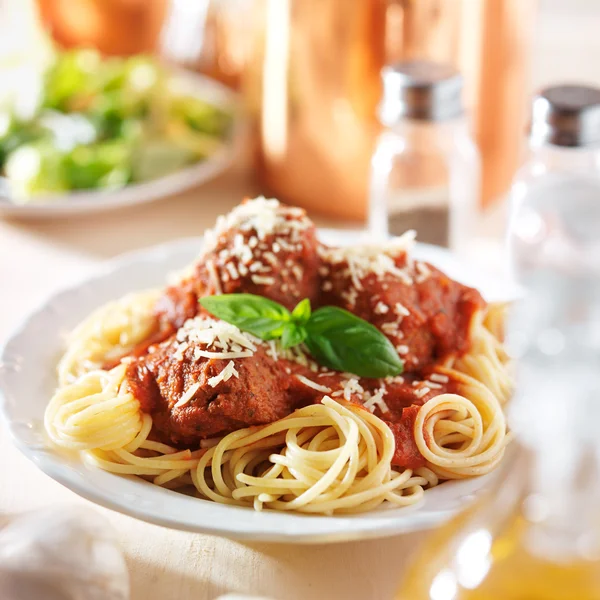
[291, 298, 311, 325]
[281, 322, 307, 349]
[199, 294, 290, 340]
[305, 307, 403, 378]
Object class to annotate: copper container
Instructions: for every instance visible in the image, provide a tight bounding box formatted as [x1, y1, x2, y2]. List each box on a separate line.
[37, 0, 168, 56]
[245, 0, 537, 220]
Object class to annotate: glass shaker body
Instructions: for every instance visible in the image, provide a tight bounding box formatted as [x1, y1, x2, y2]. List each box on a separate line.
[508, 85, 600, 277]
[509, 140, 600, 243]
[369, 116, 480, 257]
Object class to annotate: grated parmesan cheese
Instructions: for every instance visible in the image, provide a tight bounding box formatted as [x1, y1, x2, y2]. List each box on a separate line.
[295, 375, 332, 394]
[430, 373, 449, 384]
[206, 259, 222, 295]
[177, 317, 259, 364]
[396, 345, 409, 355]
[318, 231, 416, 290]
[341, 288, 359, 307]
[382, 322, 400, 335]
[251, 275, 275, 286]
[174, 382, 201, 408]
[374, 301, 389, 315]
[208, 360, 239, 387]
[291, 265, 304, 281]
[173, 341, 189, 361]
[342, 377, 364, 400]
[267, 340, 278, 361]
[225, 261, 239, 280]
[194, 349, 253, 360]
[263, 251, 279, 266]
[415, 261, 432, 284]
[414, 386, 431, 399]
[424, 380, 443, 389]
[233, 233, 244, 249]
[363, 386, 390, 414]
[202, 197, 311, 256]
[395, 303, 410, 317]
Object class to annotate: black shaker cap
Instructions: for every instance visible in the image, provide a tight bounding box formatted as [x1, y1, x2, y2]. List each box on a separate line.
[531, 85, 600, 147]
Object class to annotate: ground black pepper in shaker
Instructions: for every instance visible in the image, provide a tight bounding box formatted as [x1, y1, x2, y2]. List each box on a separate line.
[368, 60, 480, 255]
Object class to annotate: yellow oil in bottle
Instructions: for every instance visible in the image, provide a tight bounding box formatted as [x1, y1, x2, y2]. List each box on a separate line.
[398, 513, 600, 600]
[396, 450, 600, 600]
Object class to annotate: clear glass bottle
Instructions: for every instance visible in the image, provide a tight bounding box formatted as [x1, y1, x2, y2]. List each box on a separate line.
[368, 60, 480, 257]
[395, 87, 600, 599]
[508, 85, 600, 272]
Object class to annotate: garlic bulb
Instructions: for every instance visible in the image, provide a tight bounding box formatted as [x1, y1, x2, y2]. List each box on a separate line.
[0, 506, 129, 600]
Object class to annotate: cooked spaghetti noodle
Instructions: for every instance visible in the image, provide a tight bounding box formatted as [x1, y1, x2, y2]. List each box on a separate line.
[58, 290, 159, 386]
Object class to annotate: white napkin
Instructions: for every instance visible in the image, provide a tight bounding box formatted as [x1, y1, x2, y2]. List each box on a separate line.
[0, 506, 129, 600]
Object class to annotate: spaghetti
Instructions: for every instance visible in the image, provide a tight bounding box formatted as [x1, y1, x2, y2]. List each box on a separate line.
[45, 305, 509, 514]
[44, 198, 512, 516]
[58, 290, 159, 386]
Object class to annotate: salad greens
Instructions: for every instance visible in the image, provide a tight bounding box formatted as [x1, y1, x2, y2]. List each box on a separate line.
[0, 49, 233, 202]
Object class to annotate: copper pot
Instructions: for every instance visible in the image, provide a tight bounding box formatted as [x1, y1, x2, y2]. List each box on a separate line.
[244, 0, 537, 220]
[37, 0, 168, 56]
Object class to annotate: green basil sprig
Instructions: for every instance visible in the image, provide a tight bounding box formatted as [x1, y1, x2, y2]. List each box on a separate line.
[199, 294, 403, 378]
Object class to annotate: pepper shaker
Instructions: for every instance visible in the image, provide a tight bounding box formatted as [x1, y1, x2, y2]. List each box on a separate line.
[368, 60, 480, 256]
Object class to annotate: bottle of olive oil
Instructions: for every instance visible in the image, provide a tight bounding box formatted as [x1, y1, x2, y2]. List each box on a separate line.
[397, 147, 600, 599]
[396, 440, 600, 600]
[397, 343, 600, 599]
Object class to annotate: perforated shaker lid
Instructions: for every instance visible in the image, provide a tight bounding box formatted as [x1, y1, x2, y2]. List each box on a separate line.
[379, 60, 464, 124]
[531, 85, 600, 147]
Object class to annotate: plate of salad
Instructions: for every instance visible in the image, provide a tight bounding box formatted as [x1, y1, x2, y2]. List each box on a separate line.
[0, 48, 238, 217]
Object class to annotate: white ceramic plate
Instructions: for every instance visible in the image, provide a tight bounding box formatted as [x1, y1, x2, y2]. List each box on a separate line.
[0, 232, 514, 543]
[0, 71, 239, 219]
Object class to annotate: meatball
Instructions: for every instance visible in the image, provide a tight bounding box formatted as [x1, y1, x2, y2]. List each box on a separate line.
[156, 198, 321, 332]
[318, 239, 485, 372]
[125, 317, 314, 446]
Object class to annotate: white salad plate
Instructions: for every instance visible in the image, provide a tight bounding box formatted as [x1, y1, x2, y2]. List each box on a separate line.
[0, 71, 239, 219]
[0, 230, 515, 543]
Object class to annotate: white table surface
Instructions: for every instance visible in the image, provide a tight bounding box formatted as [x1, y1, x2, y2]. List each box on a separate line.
[0, 167, 427, 600]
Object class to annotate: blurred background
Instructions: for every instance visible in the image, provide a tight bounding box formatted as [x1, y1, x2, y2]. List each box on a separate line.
[0, 0, 598, 230]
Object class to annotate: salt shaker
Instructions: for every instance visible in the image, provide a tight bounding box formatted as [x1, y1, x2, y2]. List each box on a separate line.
[507, 84, 600, 382]
[368, 60, 480, 256]
[508, 85, 600, 273]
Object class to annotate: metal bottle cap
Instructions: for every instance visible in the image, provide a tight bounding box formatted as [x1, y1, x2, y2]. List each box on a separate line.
[531, 85, 600, 147]
[379, 60, 464, 124]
